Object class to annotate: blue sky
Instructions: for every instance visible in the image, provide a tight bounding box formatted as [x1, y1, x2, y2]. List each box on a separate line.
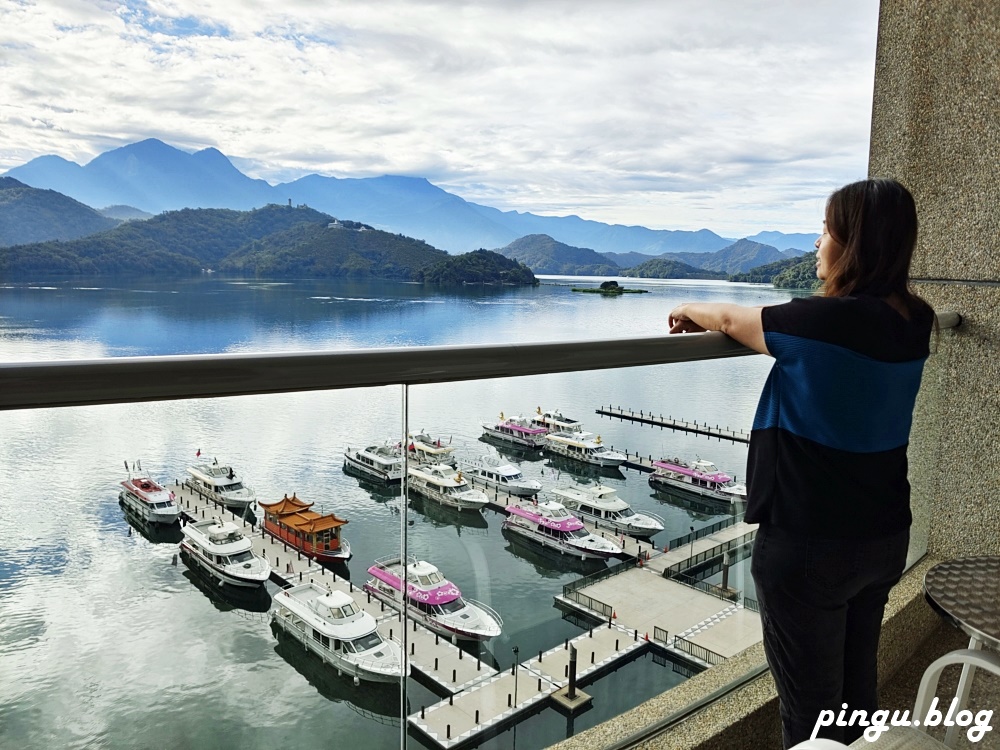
[0, 0, 880, 235]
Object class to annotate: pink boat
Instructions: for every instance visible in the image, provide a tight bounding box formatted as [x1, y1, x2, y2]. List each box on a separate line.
[648, 457, 747, 503]
[363, 556, 502, 641]
[502, 500, 622, 559]
[481, 412, 549, 449]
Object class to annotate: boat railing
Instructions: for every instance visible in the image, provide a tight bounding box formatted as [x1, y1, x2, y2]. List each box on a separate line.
[465, 598, 504, 627]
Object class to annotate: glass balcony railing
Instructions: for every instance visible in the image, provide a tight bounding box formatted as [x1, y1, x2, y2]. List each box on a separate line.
[0, 313, 959, 750]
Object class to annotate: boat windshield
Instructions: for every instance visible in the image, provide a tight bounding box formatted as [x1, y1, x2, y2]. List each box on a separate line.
[567, 528, 589, 539]
[435, 598, 466, 614]
[348, 631, 383, 653]
[619, 507, 635, 517]
[229, 550, 254, 563]
[222, 482, 244, 491]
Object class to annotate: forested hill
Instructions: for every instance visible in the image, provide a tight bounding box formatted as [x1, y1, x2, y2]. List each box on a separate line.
[497, 234, 619, 275]
[219, 220, 448, 279]
[416, 249, 537, 284]
[619, 257, 727, 280]
[0, 177, 119, 246]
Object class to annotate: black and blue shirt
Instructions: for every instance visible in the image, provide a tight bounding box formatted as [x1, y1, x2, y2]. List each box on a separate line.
[746, 294, 935, 538]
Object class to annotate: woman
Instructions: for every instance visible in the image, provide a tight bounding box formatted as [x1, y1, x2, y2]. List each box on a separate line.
[668, 179, 935, 748]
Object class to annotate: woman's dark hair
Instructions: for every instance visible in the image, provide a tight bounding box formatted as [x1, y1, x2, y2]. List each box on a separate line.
[823, 178, 929, 316]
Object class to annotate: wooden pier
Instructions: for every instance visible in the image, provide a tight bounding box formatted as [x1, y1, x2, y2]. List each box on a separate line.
[596, 405, 750, 444]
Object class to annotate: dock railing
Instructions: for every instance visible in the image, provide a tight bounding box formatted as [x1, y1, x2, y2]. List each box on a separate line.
[661, 531, 757, 579]
[666, 513, 745, 550]
[673, 634, 726, 666]
[671, 573, 741, 603]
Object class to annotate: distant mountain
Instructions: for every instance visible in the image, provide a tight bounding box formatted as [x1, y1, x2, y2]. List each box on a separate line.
[99, 205, 154, 221]
[745, 231, 818, 254]
[619, 257, 727, 280]
[645, 239, 788, 275]
[496, 235, 619, 275]
[0, 177, 118, 246]
[600, 251, 657, 269]
[4, 139, 820, 256]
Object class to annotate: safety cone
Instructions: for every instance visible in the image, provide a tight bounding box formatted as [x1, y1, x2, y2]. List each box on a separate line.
[612, 610, 618, 620]
[644, 632, 649, 641]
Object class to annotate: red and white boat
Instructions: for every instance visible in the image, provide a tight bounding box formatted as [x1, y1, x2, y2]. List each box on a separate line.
[502, 500, 622, 559]
[258, 494, 352, 563]
[119, 462, 180, 525]
[481, 412, 549, 449]
[363, 556, 502, 641]
[648, 457, 747, 503]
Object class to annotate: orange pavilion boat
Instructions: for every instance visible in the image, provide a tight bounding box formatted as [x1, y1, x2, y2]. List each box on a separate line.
[258, 494, 352, 563]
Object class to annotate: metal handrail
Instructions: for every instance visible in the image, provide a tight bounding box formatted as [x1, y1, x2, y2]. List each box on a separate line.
[0, 311, 960, 411]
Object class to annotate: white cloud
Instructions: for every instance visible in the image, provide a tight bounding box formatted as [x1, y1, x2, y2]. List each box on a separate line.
[0, 0, 879, 234]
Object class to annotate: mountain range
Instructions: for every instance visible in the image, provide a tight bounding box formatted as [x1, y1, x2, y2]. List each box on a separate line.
[4, 139, 819, 255]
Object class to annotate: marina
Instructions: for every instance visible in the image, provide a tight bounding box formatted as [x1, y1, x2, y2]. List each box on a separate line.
[595, 405, 751, 444]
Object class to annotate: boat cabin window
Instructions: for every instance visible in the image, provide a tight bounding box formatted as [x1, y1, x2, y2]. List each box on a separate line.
[350, 632, 383, 652]
[229, 550, 254, 563]
[312, 629, 330, 648]
[568, 527, 589, 539]
[435, 598, 465, 614]
[425, 571, 443, 585]
[222, 482, 244, 491]
[619, 507, 635, 517]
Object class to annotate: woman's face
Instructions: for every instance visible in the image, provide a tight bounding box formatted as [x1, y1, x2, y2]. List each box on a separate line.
[815, 220, 844, 280]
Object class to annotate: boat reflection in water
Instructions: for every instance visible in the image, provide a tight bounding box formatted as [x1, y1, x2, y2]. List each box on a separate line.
[343, 461, 403, 502]
[542, 454, 626, 482]
[477, 435, 545, 463]
[649, 488, 738, 522]
[407, 494, 489, 532]
[179, 551, 273, 614]
[120, 500, 184, 544]
[271, 624, 404, 726]
[500, 526, 609, 579]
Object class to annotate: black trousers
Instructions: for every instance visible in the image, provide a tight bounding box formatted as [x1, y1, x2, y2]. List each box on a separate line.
[750, 524, 909, 748]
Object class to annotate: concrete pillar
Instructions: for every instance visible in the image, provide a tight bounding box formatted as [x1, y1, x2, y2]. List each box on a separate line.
[870, 0, 1000, 558]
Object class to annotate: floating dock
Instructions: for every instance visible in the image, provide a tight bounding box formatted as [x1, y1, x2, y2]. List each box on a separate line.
[595, 405, 750, 444]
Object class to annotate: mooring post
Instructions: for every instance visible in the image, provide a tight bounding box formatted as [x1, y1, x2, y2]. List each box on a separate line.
[567, 645, 578, 700]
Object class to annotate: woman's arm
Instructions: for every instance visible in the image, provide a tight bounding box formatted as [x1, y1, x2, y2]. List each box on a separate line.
[668, 303, 769, 356]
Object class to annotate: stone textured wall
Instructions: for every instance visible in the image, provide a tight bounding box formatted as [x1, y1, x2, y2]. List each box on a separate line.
[870, 0, 1000, 558]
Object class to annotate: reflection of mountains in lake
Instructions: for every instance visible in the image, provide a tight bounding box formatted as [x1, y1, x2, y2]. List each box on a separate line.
[500, 527, 608, 579]
[649, 488, 736, 521]
[343, 462, 402, 502]
[120, 499, 183, 544]
[180, 552, 273, 614]
[407, 494, 489, 531]
[271, 623, 404, 725]
[542, 455, 625, 482]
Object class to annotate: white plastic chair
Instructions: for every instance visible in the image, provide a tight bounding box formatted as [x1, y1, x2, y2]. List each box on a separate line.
[789, 648, 1000, 749]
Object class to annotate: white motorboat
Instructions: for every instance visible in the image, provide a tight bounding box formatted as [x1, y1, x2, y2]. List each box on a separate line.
[364, 556, 503, 641]
[462, 455, 542, 497]
[530, 408, 584, 434]
[544, 431, 626, 467]
[648, 456, 747, 503]
[551, 482, 664, 537]
[119, 465, 180, 525]
[480, 412, 549, 449]
[185, 458, 256, 510]
[271, 583, 406, 683]
[343, 442, 404, 482]
[502, 500, 622, 559]
[406, 431, 456, 466]
[180, 518, 271, 587]
[407, 464, 488, 511]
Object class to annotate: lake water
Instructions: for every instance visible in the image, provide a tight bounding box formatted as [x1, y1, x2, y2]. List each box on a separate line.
[0, 276, 796, 750]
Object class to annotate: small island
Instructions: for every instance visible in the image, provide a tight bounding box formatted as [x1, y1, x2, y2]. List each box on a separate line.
[571, 280, 649, 295]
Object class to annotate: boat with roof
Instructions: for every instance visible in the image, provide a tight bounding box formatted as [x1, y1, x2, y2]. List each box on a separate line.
[406, 431, 456, 466]
[180, 517, 271, 587]
[406, 464, 488, 511]
[258, 494, 351, 562]
[184, 457, 256, 510]
[551, 482, 664, 537]
[343, 442, 404, 483]
[648, 456, 747, 502]
[461, 455, 543, 497]
[481, 412, 549, 449]
[502, 500, 622, 559]
[271, 582, 406, 683]
[363, 556, 503, 641]
[530, 407, 584, 434]
[544, 431, 627, 467]
[119, 461, 180, 525]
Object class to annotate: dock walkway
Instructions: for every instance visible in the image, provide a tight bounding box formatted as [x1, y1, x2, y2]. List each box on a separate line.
[595, 405, 750, 444]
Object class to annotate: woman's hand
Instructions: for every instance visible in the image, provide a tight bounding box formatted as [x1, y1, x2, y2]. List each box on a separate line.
[669, 304, 708, 334]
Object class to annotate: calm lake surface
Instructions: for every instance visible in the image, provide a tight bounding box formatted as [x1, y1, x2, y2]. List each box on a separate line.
[0, 276, 797, 750]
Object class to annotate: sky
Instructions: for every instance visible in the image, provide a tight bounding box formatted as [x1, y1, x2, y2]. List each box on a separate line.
[0, 0, 881, 235]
